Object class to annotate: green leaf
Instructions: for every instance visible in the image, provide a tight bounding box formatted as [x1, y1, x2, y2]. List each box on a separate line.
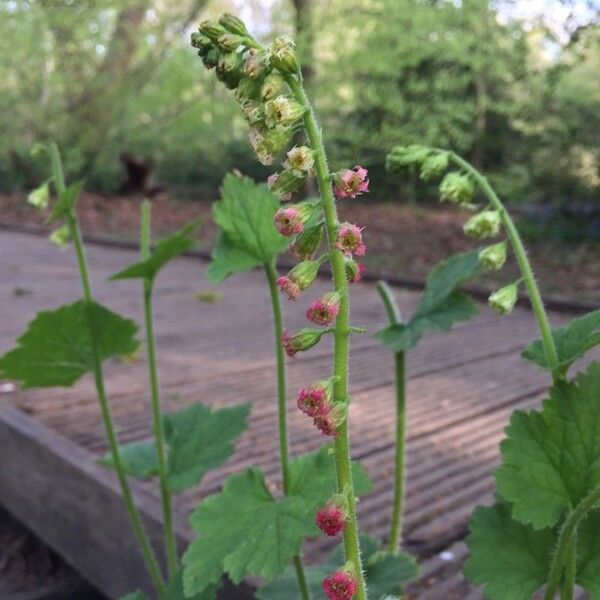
[288, 446, 372, 513]
[164, 570, 220, 600]
[496, 362, 600, 529]
[466, 502, 600, 600]
[0, 300, 139, 388]
[182, 469, 310, 595]
[377, 250, 480, 352]
[257, 536, 418, 600]
[99, 440, 159, 480]
[110, 218, 202, 281]
[206, 231, 263, 283]
[464, 503, 555, 600]
[119, 592, 149, 600]
[164, 402, 250, 493]
[208, 173, 288, 280]
[522, 309, 600, 376]
[49, 180, 84, 222]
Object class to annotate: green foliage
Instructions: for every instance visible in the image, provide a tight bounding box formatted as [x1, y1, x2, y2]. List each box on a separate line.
[119, 572, 219, 600]
[496, 363, 600, 529]
[207, 174, 288, 282]
[111, 218, 202, 282]
[522, 310, 600, 377]
[101, 402, 251, 493]
[257, 535, 418, 600]
[377, 250, 480, 352]
[119, 592, 149, 600]
[0, 300, 139, 388]
[49, 180, 84, 223]
[465, 503, 600, 600]
[182, 448, 372, 595]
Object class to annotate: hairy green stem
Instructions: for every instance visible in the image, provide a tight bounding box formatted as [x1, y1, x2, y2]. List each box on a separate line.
[440, 151, 561, 383]
[140, 201, 178, 577]
[50, 144, 165, 595]
[285, 76, 368, 599]
[264, 260, 312, 600]
[559, 535, 576, 600]
[376, 282, 407, 552]
[544, 484, 600, 600]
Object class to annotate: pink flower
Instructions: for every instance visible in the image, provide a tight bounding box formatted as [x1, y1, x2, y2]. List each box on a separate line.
[323, 570, 357, 600]
[306, 292, 340, 326]
[335, 223, 366, 257]
[274, 206, 304, 236]
[315, 504, 346, 536]
[350, 263, 366, 283]
[313, 413, 339, 436]
[277, 276, 301, 300]
[297, 384, 329, 417]
[333, 166, 369, 199]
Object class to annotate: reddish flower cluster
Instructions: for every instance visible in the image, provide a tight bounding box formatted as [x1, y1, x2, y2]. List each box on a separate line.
[315, 503, 346, 536]
[335, 223, 366, 257]
[306, 293, 340, 326]
[274, 206, 304, 236]
[323, 570, 357, 600]
[296, 382, 344, 436]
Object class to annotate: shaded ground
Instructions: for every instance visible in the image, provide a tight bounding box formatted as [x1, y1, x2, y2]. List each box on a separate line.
[1, 191, 598, 305]
[0, 506, 104, 599]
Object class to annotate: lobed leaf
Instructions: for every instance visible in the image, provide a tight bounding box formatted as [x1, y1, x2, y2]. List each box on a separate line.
[99, 440, 159, 479]
[110, 218, 202, 282]
[208, 174, 288, 281]
[522, 309, 600, 377]
[0, 300, 139, 388]
[164, 570, 220, 600]
[377, 250, 480, 352]
[496, 362, 600, 529]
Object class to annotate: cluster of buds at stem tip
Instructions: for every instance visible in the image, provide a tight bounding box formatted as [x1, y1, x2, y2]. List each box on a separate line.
[322, 565, 358, 600]
[315, 500, 347, 536]
[307, 291, 341, 326]
[479, 241, 507, 270]
[333, 166, 369, 199]
[273, 201, 316, 237]
[281, 328, 329, 358]
[276, 259, 321, 300]
[489, 281, 519, 315]
[463, 209, 502, 240]
[335, 223, 366, 257]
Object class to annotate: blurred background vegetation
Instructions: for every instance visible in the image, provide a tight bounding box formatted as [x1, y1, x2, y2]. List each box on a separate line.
[0, 0, 598, 241]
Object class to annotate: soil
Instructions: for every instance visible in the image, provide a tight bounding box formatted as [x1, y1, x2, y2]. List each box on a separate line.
[1, 191, 598, 305]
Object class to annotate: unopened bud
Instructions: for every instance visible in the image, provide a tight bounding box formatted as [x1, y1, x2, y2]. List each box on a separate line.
[198, 20, 228, 40]
[270, 36, 300, 74]
[261, 72, 285, 101]
[265, 95, 305, 127]
[489, 282, 519, 315]
[463, 210, 502, 240]
[27, 182, 50, 209]
[439, 172, 476, 206]
[217, 33, 245, 51]
[385, 144, 431, 172]
[282, 328, 328, 357]
[269, 169, 305, 199]
[479, 241, 507, 270]
[218, 13, 249, 37]
[288, 259, 321, 290]
[343, 257, 365, 283]
[244, 48, 270, 79]
[420, 152, 449, 181]
[218, 51, 241, 73]
[290, 222, 323, 260]
[191, 32, 213, 56]
[49, 224, 70, 248]
[202, 47, 221, 70]
[235, 76, 262, 102]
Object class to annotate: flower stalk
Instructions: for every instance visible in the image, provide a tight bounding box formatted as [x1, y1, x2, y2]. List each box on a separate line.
[140, 201, 178, 577]
[376, 281, 407, 552]
[50, 144, 165, 595]
[264, 259, 312, 600]
[284, 74, 368, 600]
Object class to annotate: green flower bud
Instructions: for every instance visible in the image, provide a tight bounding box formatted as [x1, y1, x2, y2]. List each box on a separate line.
[463, 210, 502, 240]
[235, 76, 263, 102]
[202, 47, 220, 70]
[218, 13, 249, 37]
[219, 68, 243, 90]
[489, 282, 519, 315]
[218, 50, 242, 74]
[244, 48, 270, 79]
[282, 327, 328, 357]
[263, 126, 291, 154]
[269, 169, 305, 197]
[261, 72, 285, 100]
[420, 152, 449, 181]
[27, 182, 50, 209]
[265, 95, 305, 127]
[290, 222, 323, 260]
[270, 36, 300, 74]
[198, 20, 228, 41]
[385, 144, 431, 173]
[479, 241, 507, 270]
[217, 33, 245, 51]
[191, 32, 213, 56]
[288, 259, 321, 289]
[343, 256, 365, 283]
[49, 224, 70, 247]
[439, 172, 477, 206]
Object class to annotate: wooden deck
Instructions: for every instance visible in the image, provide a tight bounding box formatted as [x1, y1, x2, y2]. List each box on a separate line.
[0, 229, 586, 599]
